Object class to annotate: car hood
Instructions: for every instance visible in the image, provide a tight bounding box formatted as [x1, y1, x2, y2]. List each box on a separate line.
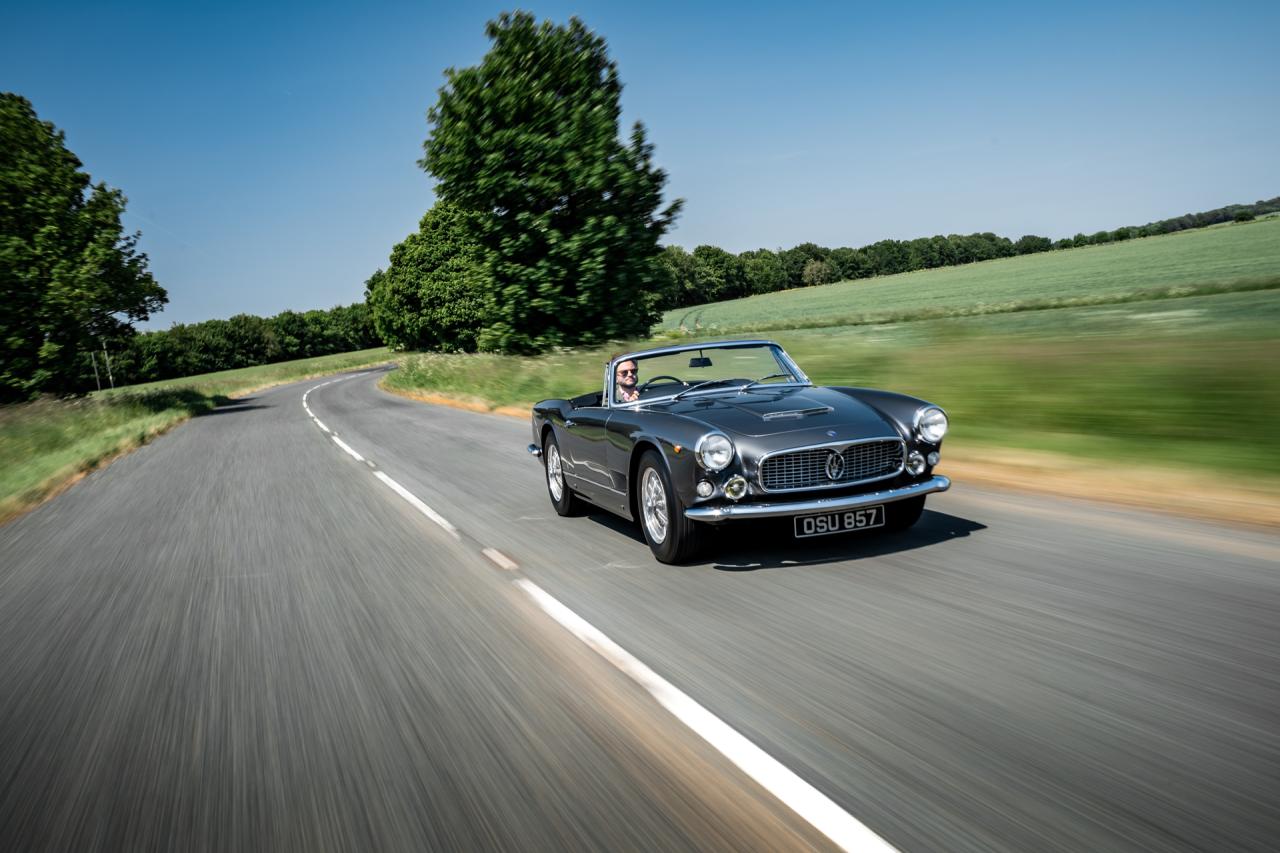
[640, 386, 899, 440]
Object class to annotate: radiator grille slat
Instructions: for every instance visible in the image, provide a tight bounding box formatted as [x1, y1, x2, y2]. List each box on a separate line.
[760, 440, 904, 492]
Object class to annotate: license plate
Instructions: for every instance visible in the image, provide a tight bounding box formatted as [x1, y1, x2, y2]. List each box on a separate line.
[794, 505, 885, 538]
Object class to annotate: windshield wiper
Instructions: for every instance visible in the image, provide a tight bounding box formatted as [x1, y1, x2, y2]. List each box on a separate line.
[672, 379, 734, 401]
[739, 373, 794, 392]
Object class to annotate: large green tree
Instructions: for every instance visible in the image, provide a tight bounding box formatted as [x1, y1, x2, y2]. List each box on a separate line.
[0, 93, 166, 399]
[365, 202, 491, 352]
[421, 13, 680, 353]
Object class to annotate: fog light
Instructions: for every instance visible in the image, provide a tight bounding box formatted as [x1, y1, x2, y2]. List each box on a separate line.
[724, 475, 748, 500]
[927, 451, 940, 467]
[696, 480, 714, 498]
[906, 451, 926, 476]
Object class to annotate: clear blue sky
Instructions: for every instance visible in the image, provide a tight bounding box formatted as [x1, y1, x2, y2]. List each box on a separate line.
[4, 1, 1277, 326]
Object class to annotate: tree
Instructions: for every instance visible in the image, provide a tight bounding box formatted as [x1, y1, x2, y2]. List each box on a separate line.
[690, 245, 747, 303]
[653, 245, 695, 310]
[0, 93, 166, 399]
[421, 13, 680, 353]
[740, 249, 788, 294]
[801, 258, 837, 286]
[365, 202, 492, 352]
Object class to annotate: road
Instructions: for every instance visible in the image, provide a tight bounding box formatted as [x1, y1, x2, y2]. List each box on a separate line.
[2, 365, 1278, 851]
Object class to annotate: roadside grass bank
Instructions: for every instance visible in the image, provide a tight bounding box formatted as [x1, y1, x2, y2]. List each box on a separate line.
[662, 215, 1280, 333]
[0, 347, 393, 523]
[383, 291, 1280, 523]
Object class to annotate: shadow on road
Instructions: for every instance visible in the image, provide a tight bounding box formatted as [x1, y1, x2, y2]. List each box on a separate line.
[581, 506, 986, 570]
[706, 509, 986, 571]
[197, 398, 268, 416]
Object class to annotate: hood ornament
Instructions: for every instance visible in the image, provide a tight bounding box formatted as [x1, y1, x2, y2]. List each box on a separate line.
[826, 429, 837, 437]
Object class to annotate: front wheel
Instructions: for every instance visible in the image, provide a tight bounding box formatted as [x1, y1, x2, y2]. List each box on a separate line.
[636, 450, 702, 564]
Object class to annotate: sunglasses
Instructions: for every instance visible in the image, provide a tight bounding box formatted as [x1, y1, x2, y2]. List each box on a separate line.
[618, 368, 637, 376]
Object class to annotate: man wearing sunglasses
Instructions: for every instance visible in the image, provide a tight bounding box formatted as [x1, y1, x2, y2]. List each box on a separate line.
[615, 359, 640, 403]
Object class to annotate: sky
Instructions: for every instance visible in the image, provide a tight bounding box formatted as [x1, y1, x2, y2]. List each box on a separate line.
[3, 0, 1277, 326]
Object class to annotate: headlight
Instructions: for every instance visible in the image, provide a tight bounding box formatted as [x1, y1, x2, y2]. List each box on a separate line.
[917, 407, 948, 444]
[696, 432, 735, 471]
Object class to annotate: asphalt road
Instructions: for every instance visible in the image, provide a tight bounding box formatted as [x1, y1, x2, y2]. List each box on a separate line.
[2, 365, 1278, 852]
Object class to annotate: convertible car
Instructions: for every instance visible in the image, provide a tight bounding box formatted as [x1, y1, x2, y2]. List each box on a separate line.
[527, 339, 950, 563]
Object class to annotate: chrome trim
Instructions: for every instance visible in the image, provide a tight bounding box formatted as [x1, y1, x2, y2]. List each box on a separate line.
[527, 443, 542, 459]
[756, 436, 905, 493]
[685, 476, 950, 522]
[914, 405, 948, 445]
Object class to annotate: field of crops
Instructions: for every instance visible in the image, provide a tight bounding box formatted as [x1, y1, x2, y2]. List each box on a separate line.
[661, 216, 1280, 333]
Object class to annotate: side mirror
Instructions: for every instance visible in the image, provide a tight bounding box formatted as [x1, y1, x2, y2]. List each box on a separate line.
[689, 356, 713, 368]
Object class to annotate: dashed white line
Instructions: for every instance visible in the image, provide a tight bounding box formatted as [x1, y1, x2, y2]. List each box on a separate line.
[373, 471, 459, 538]
[515, 579, 897, 853]
[330, 435, 366, 463]
[482, 548, 519, 571]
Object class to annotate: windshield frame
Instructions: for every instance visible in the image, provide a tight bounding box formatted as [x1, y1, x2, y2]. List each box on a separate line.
[604, 340, 812, 409]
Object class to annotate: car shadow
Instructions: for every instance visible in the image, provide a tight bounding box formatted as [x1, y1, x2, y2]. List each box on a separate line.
[580, 506, 986, 570]
[704, 509, 985, 571]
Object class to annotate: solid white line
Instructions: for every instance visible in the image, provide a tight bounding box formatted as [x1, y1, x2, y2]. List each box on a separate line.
[313, 418, 330, 433]
[373, 471, 459, 537]
[330, 435, 365, 462]
[482, 548, 518, 571]
[514, 579, 897, 853]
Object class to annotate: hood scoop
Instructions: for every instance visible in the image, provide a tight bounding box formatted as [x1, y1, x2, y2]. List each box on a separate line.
[762, 406, 834, 421]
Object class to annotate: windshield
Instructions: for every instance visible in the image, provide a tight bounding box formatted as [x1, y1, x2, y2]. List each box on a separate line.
[613, 344, 803, 405]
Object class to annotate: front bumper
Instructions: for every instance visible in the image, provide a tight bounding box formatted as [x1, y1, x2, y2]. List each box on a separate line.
[684, 475, 950, 522]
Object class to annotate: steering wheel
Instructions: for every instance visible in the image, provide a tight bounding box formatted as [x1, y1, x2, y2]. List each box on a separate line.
[637, 375, 685, 393]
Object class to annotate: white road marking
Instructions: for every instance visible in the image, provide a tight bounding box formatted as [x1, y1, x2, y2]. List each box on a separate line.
[313, 418, 330, 433]
[373, 471, 459, 538]
[515, 579, 897, 853]
[330, 435, 365, 463]
[482, 548, 518, 571]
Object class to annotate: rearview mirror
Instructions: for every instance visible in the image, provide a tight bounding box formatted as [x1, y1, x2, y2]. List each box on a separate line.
[688, 356, 713, 368]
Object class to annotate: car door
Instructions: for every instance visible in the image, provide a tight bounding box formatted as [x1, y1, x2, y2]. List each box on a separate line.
[559, 404, 616, 503]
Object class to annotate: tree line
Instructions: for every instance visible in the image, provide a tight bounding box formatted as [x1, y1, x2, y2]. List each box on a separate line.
[98, 303, 379, 388]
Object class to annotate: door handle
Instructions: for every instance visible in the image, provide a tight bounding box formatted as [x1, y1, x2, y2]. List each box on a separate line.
[564, 419, 577, 428]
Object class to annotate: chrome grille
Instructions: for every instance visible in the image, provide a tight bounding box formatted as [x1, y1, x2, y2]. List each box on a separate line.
[759, 439, 904, 492]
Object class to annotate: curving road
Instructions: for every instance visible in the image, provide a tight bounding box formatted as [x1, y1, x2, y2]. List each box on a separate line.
[2, 365, 1278, 851]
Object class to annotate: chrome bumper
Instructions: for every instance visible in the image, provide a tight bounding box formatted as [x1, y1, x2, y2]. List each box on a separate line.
[527, 443, 542, 459]
[684, 475, 950, 522]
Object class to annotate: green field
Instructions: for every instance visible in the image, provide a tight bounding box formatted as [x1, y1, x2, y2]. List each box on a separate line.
[388, 219, 1280, 486]
[0, 347, 392, 521]
[662, 216, 1280, 333]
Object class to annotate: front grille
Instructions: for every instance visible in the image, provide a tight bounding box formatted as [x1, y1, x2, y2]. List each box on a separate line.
[759, 439, 904, 492]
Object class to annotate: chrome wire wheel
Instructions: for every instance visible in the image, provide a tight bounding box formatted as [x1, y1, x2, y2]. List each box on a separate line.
[641, 467, 669, 544]
[546, 444, 565, 501]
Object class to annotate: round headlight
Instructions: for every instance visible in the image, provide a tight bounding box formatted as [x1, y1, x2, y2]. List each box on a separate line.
[696, 433, 735, 471]
[917, 407, 948, 444]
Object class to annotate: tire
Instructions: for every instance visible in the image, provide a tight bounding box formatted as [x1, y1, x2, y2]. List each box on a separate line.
[883, 495, 925, 532]
[543, 433, 582, 517]
[636, 450, 702, 564]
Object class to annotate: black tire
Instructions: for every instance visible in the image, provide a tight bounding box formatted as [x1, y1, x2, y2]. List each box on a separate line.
[543, 433, 582, 517]
[635, 450, 702, 564]
[883, 495, 925, 532]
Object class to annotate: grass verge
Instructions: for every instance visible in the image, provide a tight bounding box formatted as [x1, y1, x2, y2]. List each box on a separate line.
[0, 347, 393, 523]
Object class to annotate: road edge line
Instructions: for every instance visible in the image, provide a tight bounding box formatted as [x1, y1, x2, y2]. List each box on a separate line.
[514, 578, 898, 853]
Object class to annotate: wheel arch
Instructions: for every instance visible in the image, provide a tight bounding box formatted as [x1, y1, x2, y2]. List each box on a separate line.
[628, 439, 667, 522]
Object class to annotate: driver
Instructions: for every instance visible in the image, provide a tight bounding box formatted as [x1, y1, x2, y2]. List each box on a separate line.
[615, 359, 639, 403]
